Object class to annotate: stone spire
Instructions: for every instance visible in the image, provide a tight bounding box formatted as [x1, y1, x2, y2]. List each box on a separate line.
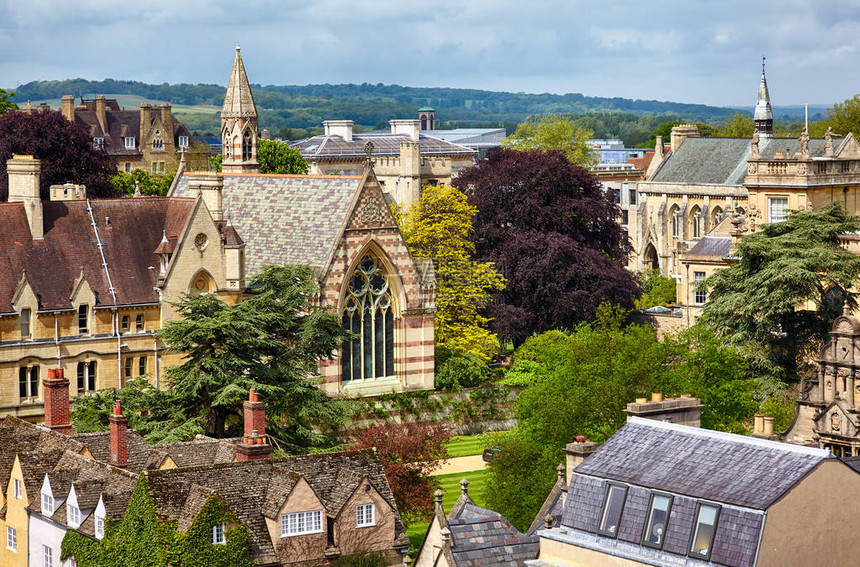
[221, 45, 259, 173]
[222, 45, 257, 119]
[754, 56, 773, 138]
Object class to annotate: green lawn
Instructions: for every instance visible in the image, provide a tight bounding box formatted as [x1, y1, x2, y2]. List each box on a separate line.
[406, 469, 490, 554]
[443, 432, 503, 458]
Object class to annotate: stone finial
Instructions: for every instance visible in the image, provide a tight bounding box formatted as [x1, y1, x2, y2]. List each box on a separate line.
[460, 478, 469, 496]
[364, 140, 375, 169]
[557, 464, 565, 482]
[844, 299, 852, 316]
[824, 127, 834, 157]
[544, 514, 554, 529]
[440, 527, 451, 544]
[434, 489, 443, 505]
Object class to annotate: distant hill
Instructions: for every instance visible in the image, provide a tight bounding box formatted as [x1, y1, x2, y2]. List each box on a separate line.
[10, 79, 744, 139]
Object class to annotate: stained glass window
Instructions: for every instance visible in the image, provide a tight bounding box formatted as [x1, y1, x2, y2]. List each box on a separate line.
[342, 255, 395, 382]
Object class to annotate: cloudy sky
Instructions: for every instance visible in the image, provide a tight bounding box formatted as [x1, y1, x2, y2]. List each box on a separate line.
[1, 0, 858, 108]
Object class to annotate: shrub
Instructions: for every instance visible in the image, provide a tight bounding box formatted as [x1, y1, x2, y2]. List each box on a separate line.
[435, 347, 491, 391]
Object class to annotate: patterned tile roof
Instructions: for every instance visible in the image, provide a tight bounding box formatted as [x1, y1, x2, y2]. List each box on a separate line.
[175, 173, 363, 273]
[0, 197, 196, 312]
[574, 418, 829, 509]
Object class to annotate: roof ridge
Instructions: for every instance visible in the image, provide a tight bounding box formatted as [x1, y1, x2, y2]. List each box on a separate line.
[627, 417, 831, 456]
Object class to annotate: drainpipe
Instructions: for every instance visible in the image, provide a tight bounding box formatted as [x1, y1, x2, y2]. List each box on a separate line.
[685, 262, 691, 328]
[114, 309, 122, 388]
[54, 313, 61, 367]
[154, 339, 159, 389]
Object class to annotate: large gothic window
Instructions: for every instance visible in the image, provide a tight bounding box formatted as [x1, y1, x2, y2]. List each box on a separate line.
[341, 255, 395, 382]
[242, 130, 253, 161]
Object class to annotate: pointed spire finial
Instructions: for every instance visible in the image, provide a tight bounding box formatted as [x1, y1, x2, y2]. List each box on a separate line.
[762, 54, 766, 74]
[236, 44, 241, 52]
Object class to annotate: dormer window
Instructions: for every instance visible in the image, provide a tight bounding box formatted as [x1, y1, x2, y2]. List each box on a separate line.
[124, 137, 136, 149]
[642, 493, 673, 549]
[178, 136, 189, 148]
[689, 503, 720, 559]
[14, 478, 22, 499]
[78, 305, 89, 335]
[356, 503, 375, 527]
[280, 510, 322, 537]
[41, 492, 54, 516]
[95, 515, 105, 539]
[93, 137, 104, 149]
[212, 524, 225, 545]
[21, 308, 31, 339]
[597, 483, 627, 537]
[68, 503, 80, 527]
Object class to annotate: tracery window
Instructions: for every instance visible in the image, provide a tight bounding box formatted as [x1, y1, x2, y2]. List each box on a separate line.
[342, 255, 395, 382]
[242, 130, 253, 161]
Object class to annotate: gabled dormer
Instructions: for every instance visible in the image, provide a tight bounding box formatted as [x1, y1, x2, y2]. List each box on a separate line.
[94, 495, 107, 539]
[66, 484, 82, 527]
[70, 267, 96, 336]
[40, 473, 57, 517]
[12, 271, 38, 340]
[835, 132, 860, 160]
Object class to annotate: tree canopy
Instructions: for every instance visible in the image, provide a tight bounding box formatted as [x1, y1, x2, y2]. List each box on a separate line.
[455, 148, 637, 345]
[0, 89, 17, 115]
[257, 139, 309, 174]
[393, 184, 505, 359]
[703, 203, 860, 389]
[72, 265, 350, 449]
[0, 110, 118, 201]
[501, 115, 597, 167]
[109, 169, 175, 196]
[821, 94, 860, 137]
[486, 309, 752, 530]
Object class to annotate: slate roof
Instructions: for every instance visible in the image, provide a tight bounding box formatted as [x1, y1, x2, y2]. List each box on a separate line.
[575, 418, 829, 509]
[174, 173, 363, 273]
[291, 132, 475, 159]
[685, 236, 731, 258]
[73, 105, 192, 158]
[557, 418, 833, 567]
[650, 138, 752, 185]
[447, 502, 539, 566]
[144, 449, 408, 565]
[0, 197, 196, 313]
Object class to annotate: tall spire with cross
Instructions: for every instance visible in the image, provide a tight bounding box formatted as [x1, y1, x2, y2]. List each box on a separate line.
[754, 55, 773, 138]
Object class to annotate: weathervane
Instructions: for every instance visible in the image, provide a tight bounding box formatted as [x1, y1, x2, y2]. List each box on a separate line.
[762, 55, 766, 73]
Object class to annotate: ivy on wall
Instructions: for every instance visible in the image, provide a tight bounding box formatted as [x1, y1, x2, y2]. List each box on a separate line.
[61, 476, 252, 567]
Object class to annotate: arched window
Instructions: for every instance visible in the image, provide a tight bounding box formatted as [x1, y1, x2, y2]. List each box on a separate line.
[669, 205, 680, 237]
[420, 116, 428, 130]
[242, 130, 253, 161]
[690, 206, 702, 239]
[341, 254, 395, 382]
[189, 271, 215, 295]
[223, 131, 233, 160]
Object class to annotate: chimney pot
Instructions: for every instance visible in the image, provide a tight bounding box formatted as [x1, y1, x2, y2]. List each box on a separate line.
[762, 416, 774, 437]
[753, 413, 765, 435]
[635, 397, 647, 404]
[651, 392, 663, 403]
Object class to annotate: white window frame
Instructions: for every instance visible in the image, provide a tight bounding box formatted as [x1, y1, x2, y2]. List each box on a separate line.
[768, 197, 789, 224]
[279, 510, 323, 537]
[42, 492, 54, 516]
[178, 135, 189, 148]
[6, 526, 16, 552]
[43, 544, 53, 567]
[95, 515, 105, 540]
[68, 504, 80, 527]
[14, 478, 22, 499]
[693, 272, 707, 305]
[356, 503, 375, 528]
[124, 137, 136, 150]
[212, 523, 225, 545]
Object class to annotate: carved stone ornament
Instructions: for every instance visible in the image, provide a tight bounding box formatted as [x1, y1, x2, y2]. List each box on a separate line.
[359, 196, 384, 225]
[832, 412, 841, 431]
[797, 163, 807, 175]
[748, 163, 757, 174]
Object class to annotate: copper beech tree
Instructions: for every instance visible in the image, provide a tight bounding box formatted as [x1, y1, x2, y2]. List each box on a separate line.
[455, 148, 637, 346]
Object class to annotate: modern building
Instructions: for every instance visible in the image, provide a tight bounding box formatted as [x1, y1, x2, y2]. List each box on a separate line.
[0, 155, 244, 421]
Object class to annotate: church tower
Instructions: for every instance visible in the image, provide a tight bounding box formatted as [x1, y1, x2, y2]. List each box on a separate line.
[754, 56, 773, 138]
[221, 45, 259, 173]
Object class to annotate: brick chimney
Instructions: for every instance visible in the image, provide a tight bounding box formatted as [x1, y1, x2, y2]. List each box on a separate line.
[61, 95, 75, 121]
[109, 401, 128, 469]
[160, 103, 174, 142]
[236, 389, 272, 461]
[43, 368, 73, 435]
[7, 155, 44, 239]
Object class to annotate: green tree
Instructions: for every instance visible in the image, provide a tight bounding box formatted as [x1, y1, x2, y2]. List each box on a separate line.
[821, 94, 860, 137]
[502, 115, 597, 167]
[0, 88, 17, 115]
[713, 112, 755, 137]
[394, 184, 505, 359]
[639, 120, 681, 149]
[485, 308, 752, 530]
[71, 265, 350, 448]
[257, 139, 309, 174]
[703, 203, 860, 389]
[635, 269, 677, 309]
[109, 169, 175, 196]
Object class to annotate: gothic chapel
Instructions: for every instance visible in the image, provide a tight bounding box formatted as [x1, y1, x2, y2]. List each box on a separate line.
[171, 47, 436, 395]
